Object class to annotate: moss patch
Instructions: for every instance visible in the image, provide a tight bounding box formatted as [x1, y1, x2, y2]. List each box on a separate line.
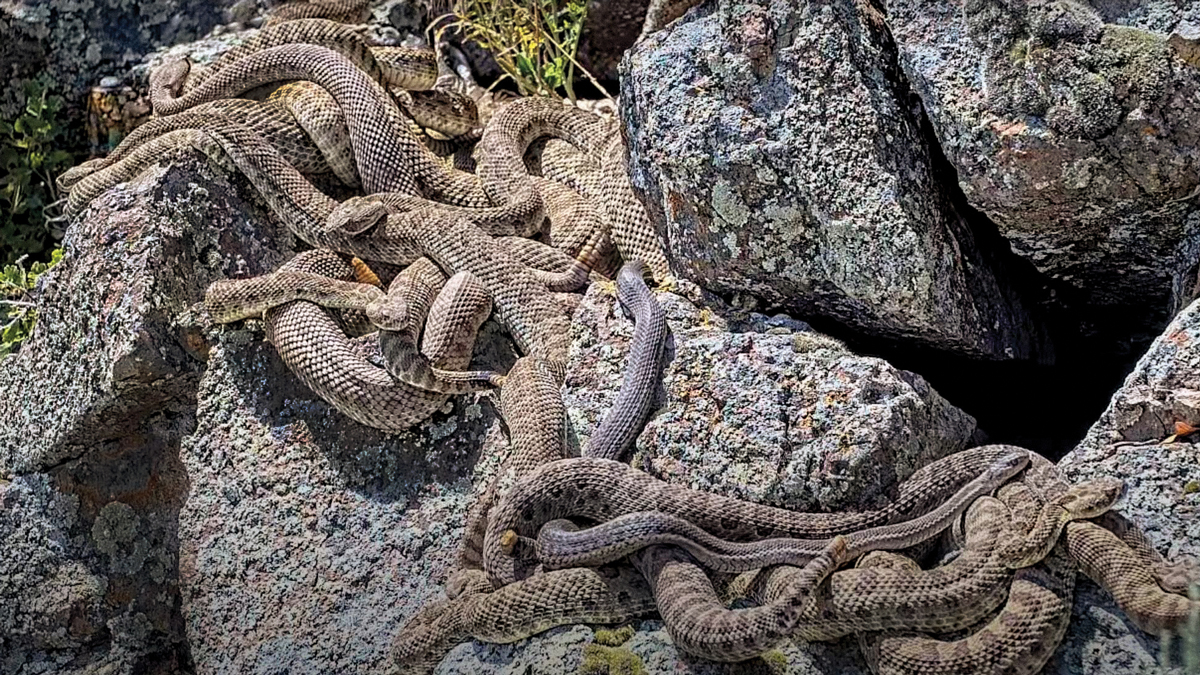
[579, 644, 647, 675]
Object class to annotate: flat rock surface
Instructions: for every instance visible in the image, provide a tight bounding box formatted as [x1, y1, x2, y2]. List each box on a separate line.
[621, 0, 1047, 361]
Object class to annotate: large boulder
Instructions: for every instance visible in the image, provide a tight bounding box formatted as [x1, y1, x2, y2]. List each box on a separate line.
[0, 150, 286, 672]
[433, 280, 981, 672]
[886, 0, 1200, 334]
[1052, 298, 1200, 673]
[620, 0, 1049, 362]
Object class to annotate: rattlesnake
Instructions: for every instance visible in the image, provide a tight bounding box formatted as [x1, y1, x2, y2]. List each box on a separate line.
[534, 451, 1030, 573]
[242, 249, 490, 431]
[482, 444, 1035, 586]
[162, 18, 439, 100]
[582, 259, 668, 461]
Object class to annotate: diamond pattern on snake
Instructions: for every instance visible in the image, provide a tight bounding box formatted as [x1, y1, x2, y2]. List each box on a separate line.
[53, 15, 1199, 675]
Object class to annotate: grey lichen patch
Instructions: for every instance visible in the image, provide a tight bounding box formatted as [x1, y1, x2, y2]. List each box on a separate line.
[711, 179, 751, 229]
[92, 500, 150, 575]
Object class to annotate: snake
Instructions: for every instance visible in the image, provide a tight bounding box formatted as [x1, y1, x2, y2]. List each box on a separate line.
[582, 259, 668, 462]
[148, 43, 489, 202]
[239, 249, 491, 431]
[533, 451, 1028, 573]
[482, 444, 1035, 586]
[264, 0, 372, 25]
[165, 18, 439, 98]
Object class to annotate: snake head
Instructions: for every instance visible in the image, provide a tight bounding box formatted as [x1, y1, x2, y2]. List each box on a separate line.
[149, 57, 192, 98]
[1060, 477, 1125, 519]
[366, 294, 410, 332]
[985, 450, 1031, 485]
[326, 197, 390, 235]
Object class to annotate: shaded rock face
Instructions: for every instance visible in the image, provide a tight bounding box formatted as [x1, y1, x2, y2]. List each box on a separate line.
[1053, 298, 1200, 673]
[0, 151, 284, 672]
[0, 0, 235, 124]
[577, 0, 653, 83]
[886, 0, 1200, 328]
[620, 0, 1049, 362]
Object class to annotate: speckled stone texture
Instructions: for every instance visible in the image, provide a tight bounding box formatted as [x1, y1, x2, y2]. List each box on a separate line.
[0, 151, 283, 673]
[0, 150, 290, 474]
[433, 282, 978, 672]
[178, 326, 501, 673]
[620, 0, 1048, 361]
[0, 0, 237, 124]
[1048, 297, 1200, 674]
[565, 282, 979, 511]
[886, 0, 1200, 328]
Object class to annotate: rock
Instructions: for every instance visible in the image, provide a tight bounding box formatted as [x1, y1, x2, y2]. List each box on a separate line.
[1050, 298, 1200, 673]
[0, 149, 289, 671]
[0, 475, 188, 675]
[886, 0, 1200, 333]
[0, 150, 291, 474]
[177, 324, 501, 673]
[620, 0, 1049, 361]
[565, 283, 979, 512]
[435, 281, 979, 672]
[0, 0, 236, 125]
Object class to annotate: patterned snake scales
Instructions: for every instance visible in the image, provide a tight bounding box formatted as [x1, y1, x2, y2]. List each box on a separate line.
[58, 15, 1199, 675]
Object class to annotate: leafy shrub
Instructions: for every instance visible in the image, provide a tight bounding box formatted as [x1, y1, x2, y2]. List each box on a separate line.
[1, 76, 73, 266]
[1, 247, 62, 359]
[444, 0, 609, 101]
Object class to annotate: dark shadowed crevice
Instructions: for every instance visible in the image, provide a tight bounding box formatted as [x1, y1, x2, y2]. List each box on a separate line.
[792, 86, 1156, 461]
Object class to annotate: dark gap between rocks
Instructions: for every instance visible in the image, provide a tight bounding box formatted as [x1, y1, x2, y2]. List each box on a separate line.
[796, 92, 1157, 461]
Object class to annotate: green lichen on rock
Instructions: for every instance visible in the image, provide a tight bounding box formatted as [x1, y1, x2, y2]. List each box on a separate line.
[760, 649, 790, 673]
[593, 625, 636, 647]
[579, 644, 647, 675]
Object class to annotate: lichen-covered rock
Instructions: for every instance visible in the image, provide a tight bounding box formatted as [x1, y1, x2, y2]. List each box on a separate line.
[1049, 298, 1200, 673]
[620, 0, 1048, 361]
[0, 150, 290, 474]
[0, 475, 189, 675]
[886, 0, 1200, 328]
[177, 325, 502, 672]
[434, 281, 978, 672]
[0, 0, 238, 125]
[565, 282, 979, 511]
[0, 149, 288, 673]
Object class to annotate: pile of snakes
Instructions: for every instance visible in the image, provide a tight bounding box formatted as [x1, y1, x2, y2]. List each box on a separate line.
[56, 4, 1198, 674]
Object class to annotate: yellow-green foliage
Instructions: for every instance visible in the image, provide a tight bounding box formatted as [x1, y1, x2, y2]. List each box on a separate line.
[1, 247, 62, 359]
[593, 625, 635, 647]
[579, 644, 647, 675]
[1, 75, 73, 266]
[444, 0, 607, 101]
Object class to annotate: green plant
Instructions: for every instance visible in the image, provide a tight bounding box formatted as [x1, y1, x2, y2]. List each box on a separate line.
[442, 0, 610, 101]
[1, 76, 73, 266]
[1, 247, 62, 359]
